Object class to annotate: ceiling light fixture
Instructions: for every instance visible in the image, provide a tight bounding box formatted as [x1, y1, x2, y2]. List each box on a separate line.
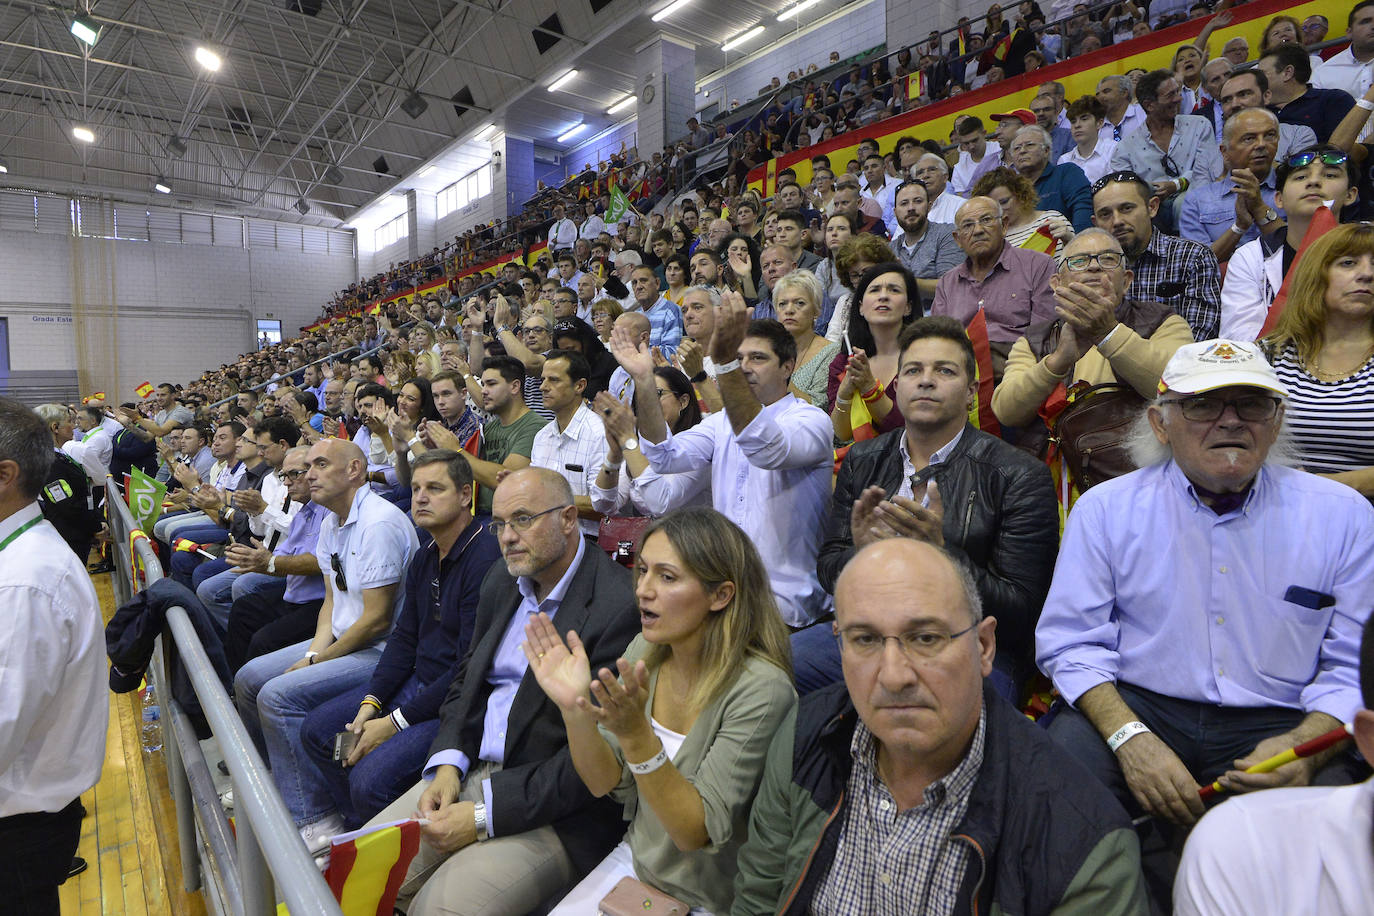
[721, 25, 766, 51]
[419, 165, 437, 178]
[777, 0, 824, 20]
[0, 157, 8, 174]
[70, 16, 99, 47]
[606, 95, 636, 114]
[194, 45, 222, 71]
[547, 69, 578, 93]
[475, 124, 496, 140]
[557, 123, 587, 143]
[154, 179, 171, 194]
[72, 126, 95, 143]
[651, 0, 694, 22]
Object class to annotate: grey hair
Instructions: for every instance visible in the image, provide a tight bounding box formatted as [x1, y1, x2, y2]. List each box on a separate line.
[33, 403, 68, 426]
[1098, 74, 1131, 94]
[956, 196, 1004, 222]
[917, 152, 951, 176]
[772, 269, 823, 310]
[686, 284, 722, 308]
[1065, 226, 1123, 252]
[1222, 106, 1279, 145]
[834, 174, 862, 191]
[1015, 124, 1054, 151]
[950, 551, 985, 625]
[0, 397, 56, 499]
[1125, 397, 1301, 468]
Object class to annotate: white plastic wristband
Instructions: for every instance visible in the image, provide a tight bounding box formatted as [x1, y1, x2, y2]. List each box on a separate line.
[627, 745, 670, 775]
[1107, 720, 1151, 753]
[709, 358, 741, 378]
[1357, 98, 1374, 112]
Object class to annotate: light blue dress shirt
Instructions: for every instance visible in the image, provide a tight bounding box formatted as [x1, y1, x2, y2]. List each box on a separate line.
[1036, 460, 1374, 724]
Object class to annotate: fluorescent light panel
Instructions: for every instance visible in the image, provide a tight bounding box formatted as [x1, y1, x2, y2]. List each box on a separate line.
[70, 17, 99, 46]
[547, 69, 578, 92]
[72, 126, 95, 143]
[419, 165, 437, 178]
[606, 95, 636, 114]
[475, 124, 496, 140]
[651, 0, 694, 21]
[721, 25, 765, 51]
[0, 158, 8, 174]
[194, 46, 222, 71]
[557, 123, 587, 143]
[777, 0, 824, 20]
[154, 181, 171, 194]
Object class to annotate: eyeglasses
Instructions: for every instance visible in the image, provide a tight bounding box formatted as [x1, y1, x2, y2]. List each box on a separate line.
[1091, 170, 1146, 194]
[280, 468, 307, 481]
[521, 325, 551, 335]
[1161, 152, 1183, 178]
[836, 623, 977, 661]
[487, 504, 569, 537]
[1162, 394, 1281, 423]
[330, 552, 348, 592]
[1284, 149, 1349, 170]
[955, 214, 1001, 232]
[1062, 251, 1124, 271]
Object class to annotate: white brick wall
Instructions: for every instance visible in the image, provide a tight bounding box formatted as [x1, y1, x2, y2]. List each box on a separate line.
[0, 219, 355, 398]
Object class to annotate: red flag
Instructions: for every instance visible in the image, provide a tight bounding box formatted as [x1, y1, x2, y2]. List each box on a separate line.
[135, 381, 154, 398]
[966, 310, 1000, 437]
[1020, 224, 1058, 256]
[991, 31, 1013, 62]
[1259, 205, 1338, 337]
[316, 818, 423, 916]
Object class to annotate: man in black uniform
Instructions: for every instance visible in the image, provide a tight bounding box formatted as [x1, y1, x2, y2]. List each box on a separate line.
[33, 404, 101, 563]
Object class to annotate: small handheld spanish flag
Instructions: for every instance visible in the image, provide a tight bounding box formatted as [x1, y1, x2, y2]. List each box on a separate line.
[82, 391, 107, 405]
[135, 381, 155, 398]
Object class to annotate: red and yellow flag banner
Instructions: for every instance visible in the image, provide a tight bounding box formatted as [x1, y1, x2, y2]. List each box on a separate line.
[135, 381, 154, 398]
[278, 819, 424, 916]
[966, 310, 1000, 438]
[1020, 225, 1058, 256]
[1259, 204, 1338, 337]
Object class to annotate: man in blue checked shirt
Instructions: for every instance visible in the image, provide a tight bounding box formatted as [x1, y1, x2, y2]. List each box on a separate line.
[627, 264, 684, 358]
[1037, 340, 1374, 902]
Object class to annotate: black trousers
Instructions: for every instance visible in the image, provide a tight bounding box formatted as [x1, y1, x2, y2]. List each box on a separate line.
[0, 798, 83, 915]
[224, 593, 323, 675]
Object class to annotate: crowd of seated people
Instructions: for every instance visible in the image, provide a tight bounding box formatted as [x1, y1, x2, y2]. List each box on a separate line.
[48, 3, 1374, 914]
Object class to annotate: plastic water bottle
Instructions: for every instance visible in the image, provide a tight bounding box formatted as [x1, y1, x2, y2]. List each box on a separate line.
[141, 684, 163, 753]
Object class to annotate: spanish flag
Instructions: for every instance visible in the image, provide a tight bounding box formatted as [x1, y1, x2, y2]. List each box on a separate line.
[965, 310, 1000, 437]
[276, 818, 424, 916]
[1020, 224, 1058, 256]
[905, 70, 927, 101]
[135, 381, 155, 399]
[82, 391, 107, 405]
[832, 372, 880, 474]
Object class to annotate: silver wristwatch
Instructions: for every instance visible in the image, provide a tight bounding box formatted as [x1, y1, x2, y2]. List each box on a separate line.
[472, 802, 488, 840]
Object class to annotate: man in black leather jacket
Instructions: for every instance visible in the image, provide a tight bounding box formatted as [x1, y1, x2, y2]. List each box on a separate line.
[794, 316, 1059, 700]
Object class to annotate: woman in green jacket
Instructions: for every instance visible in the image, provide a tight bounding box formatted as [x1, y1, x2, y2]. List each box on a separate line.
[523, 507, 796, 915]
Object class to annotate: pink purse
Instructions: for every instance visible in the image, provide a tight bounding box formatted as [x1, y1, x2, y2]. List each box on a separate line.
[598, 877, 689, 915]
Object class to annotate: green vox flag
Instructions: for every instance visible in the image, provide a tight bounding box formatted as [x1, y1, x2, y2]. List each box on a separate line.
[127, 467, 167, 531]
[605, 184, 633, 224]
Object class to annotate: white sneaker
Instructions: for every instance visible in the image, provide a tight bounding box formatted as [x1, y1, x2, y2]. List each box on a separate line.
[299, 814, 346, 856]
[219, 789, 234, 811]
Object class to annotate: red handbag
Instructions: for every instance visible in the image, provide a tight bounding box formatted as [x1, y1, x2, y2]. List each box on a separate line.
[598, 516, 652, 568]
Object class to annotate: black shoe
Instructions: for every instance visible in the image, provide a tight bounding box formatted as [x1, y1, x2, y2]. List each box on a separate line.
[218, 760, 229, 776]
[88, 559, 114, 573]
[67, 857, 88, 880]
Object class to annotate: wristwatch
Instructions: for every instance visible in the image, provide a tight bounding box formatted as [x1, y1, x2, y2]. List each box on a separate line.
[267, 555, 277, 575]
[622, 437, 640, 452]
[472, 802, 489, 840]
[1259, 208, 1279, 226]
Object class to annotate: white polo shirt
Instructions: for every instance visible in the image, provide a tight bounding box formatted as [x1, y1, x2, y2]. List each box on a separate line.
[315, 486, 419, 639]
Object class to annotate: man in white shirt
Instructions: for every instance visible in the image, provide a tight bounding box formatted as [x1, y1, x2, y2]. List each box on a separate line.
[530, 349, 605, 538]
[951, 116, 1002, 196]
[577, 199, 607, 241]
[0, 397, 106, 911]
[67, 405, 114, 496]
[860, 153, 899, 231]
[234, 437, 419, 853]
[617, 293, 834, 627]
[1058, 95, 1118, 185]
[1313, 1, 1374, 124]
[1174, 611, 1374, 916]
[1097, 74, 1146, 143]
[912, 153, 965, 224]
[546, 202, 577, 251]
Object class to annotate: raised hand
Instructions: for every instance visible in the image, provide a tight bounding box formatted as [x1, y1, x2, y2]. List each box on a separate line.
[386, 407, 415, 444]
[521, 613, 593, 714]
[586, 657, 653, 740]
[708, 289, 751, 364]
[609, 324, 656, 381]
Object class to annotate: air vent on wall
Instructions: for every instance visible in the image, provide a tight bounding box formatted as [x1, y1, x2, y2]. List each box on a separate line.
[451, 87, 475, 117]
[372, 156, 390, 174]
[533, 13, 565, 54]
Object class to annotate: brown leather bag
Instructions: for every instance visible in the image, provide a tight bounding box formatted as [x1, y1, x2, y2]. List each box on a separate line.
[1051, 383, 1146, 491]
[598, 877, 689, 915]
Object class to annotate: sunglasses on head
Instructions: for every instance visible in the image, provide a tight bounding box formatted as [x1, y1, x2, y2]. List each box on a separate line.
[1091, 170, 1147, 194]
[1284, 150, 1349, 170]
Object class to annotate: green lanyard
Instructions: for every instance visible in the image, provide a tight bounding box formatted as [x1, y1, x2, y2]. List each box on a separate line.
[0, 517, 42, 554]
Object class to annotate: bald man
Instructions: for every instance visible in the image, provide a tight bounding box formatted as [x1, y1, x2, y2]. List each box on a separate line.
[607, 311, 651, 401]
[734, 539, 1146, 915]
[234, 436, 420, 853]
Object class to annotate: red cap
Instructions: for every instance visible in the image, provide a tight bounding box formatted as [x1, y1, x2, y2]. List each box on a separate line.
[990, 109, 1035, 125]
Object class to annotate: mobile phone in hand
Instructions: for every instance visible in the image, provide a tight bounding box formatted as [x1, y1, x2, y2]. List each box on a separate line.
[332, 730, 358, 763]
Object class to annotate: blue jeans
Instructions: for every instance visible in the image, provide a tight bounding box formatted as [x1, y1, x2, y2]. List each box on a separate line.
[300, 677, 440, 828]
[791, 622, 1020, 702]
[234, 640, 384, 825]
[196, 567, 283, 631]
[169, 523, 230, 586]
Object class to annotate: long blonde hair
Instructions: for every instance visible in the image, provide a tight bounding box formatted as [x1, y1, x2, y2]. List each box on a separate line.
[1265, 223, 1374, 365]
[636, 508, 792, 712]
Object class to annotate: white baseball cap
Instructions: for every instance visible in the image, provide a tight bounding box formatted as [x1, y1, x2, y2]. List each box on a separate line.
[1158, 339, 1288, 397]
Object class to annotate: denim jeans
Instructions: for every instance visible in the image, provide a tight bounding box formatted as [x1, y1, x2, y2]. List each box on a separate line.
[299, 677, 440, 828]
[234, 640, 384, 825]
[196, 567, 283, 631]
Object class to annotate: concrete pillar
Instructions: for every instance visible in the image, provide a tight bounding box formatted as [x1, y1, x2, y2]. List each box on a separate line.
[501, 136, 536, 217]
[634, 34, 696, 159]
[407, 189, 437, 261]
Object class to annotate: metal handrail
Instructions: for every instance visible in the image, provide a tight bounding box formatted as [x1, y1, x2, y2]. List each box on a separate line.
[105, 481, 343, 916]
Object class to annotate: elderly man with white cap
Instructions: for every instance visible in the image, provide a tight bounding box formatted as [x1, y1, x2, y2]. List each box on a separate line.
[1036, 340, 1374, 854]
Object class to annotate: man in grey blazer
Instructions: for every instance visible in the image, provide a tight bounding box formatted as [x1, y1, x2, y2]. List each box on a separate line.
[365, 467, 639, 916]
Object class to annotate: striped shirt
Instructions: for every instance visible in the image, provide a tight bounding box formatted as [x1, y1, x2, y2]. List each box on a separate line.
[813, 710, 986, 916]
[1271, 344, 1374, 475]
[530, 402, 605, 537]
